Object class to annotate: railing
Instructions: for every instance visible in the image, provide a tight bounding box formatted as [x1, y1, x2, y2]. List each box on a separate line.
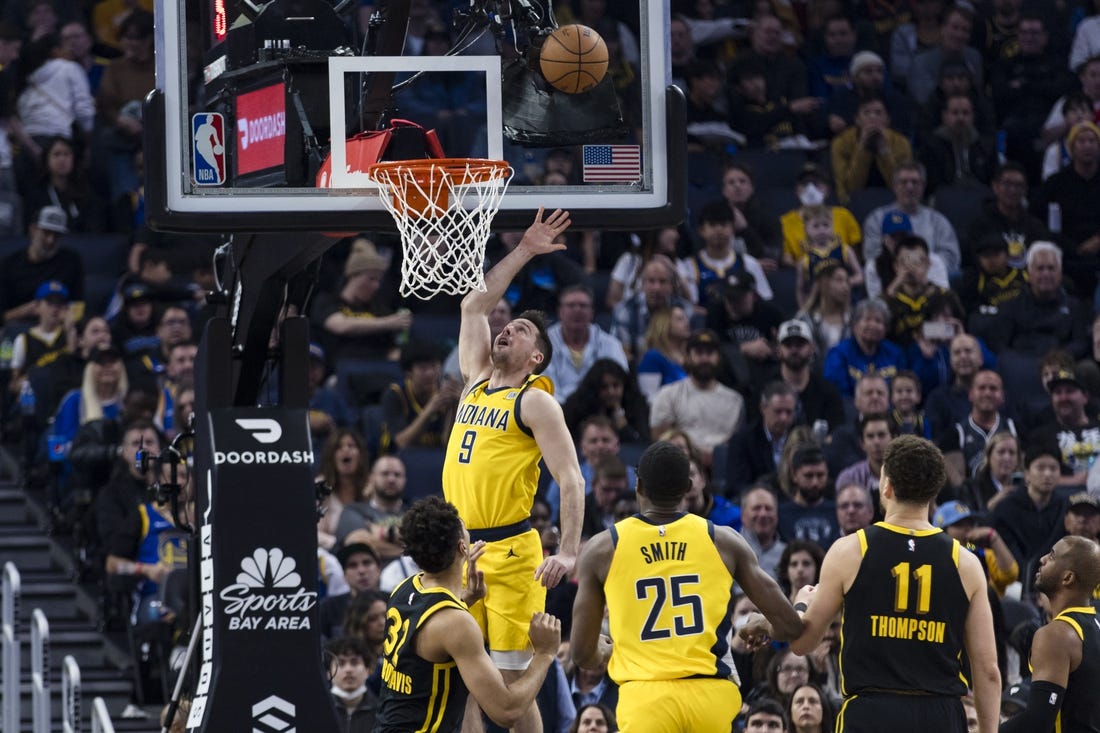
[2, 562, 19, 733]
[31, 608, 50, 733]
[62, 654, 82, 733]
[91, 697, 116, 733]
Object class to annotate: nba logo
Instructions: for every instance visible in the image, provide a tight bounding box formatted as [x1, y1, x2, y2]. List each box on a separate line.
[192, 112, 226, 186]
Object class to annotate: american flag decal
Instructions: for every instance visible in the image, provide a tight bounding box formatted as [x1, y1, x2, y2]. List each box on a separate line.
[582, 145, 642, 183]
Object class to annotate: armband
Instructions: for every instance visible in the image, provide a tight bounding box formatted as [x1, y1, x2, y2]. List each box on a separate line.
[1000, 679, 1066, 733]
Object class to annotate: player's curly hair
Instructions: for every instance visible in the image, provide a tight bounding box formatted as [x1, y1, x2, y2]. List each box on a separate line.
[882, 434, 945, 505]
[517, 309, 553, 374]
[399, 496, 464, 573]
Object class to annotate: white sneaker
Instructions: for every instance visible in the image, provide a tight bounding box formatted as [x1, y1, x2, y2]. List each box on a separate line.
[121, 703, 150, 719]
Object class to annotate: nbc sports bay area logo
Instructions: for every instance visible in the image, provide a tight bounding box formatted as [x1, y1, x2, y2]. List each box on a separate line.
[221, 548, 317, 630]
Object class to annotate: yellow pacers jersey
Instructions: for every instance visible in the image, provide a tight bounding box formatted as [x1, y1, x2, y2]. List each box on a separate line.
[442, 374, 551, 530]
[605, 513, 736, 683]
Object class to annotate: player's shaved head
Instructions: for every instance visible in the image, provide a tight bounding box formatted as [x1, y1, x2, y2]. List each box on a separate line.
[636, 441, 691, 505]
[1061, 536, 1100, 591]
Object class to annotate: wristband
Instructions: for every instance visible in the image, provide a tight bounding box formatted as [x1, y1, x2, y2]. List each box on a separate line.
[794, 602, 808, 613]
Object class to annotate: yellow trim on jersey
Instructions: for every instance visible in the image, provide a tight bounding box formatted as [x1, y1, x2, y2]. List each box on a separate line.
[836, 693, 856, 729]
[139, 505, 150, 539]
[876, 522, 942, 537]
[856, 529, 868, 557]
[417, 662, 457, 733]
[1056, 710, 1063, 733]
[1054, 615, 1085, 641]
[838, 607, 849, 696]
[951, 539, 961, 568]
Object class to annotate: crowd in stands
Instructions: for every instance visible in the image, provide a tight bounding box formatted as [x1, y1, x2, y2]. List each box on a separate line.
[2, 0, 1100, 730]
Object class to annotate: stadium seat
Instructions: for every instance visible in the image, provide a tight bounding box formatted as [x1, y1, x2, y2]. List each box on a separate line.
[758, 186, 800, 220]
[408, 314, 461, 351]
[932, 183, 991, 242]
[766, 267, 798, 318]
[360, 404, 385, 456]
[397, 446, 446, 501]
[845, 187, 895, 228]
[731, 149, 808, 189]
[334, 358, 403, 407]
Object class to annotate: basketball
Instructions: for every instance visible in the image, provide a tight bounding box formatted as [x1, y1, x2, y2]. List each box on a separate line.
[539, 24, 608, 94]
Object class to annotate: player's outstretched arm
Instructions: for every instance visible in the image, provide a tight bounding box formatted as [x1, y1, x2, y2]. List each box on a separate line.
[434, 609, 560, 729]
[525, 387, 584, 587]
[570, 531, 613, 670]
[999, 620, 1078, 733]
[717, 527, 803, 641]
[956, 550, 1000, 732]
[456, 207, 571, 383]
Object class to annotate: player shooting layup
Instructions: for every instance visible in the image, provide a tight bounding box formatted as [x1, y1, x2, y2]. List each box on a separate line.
[442, 207, 585, 733]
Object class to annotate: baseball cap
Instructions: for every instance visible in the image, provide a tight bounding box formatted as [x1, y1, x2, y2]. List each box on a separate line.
[850, 50, 885, 76]
[932, 501, 973, 529]
[721, 270, 756, 295]
[122, 283, 151, 304]
[336, 542, 380, 568]
[1048, 368, 1084, 392]
[973, 233, 1009, 255]
[88, 343, 123, 364]
[1001, 680, 1030, 714]
[778, 319, 812, 344]
[882, 210, 913, 236]
[686, 329, 721, 352]
[34, 280, 70, 302]
[1067, 492, 1100, 513]
[34, 206, 69, 234]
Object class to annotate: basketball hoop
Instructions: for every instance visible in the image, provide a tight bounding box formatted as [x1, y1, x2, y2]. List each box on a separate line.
[367, 158, 513, 300]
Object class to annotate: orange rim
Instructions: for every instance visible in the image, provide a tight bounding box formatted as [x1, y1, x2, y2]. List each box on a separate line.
[367, 158, 511, 183]
[367, 159, 511, 217]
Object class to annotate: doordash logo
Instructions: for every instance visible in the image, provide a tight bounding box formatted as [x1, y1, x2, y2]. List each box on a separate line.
[235, 418, 282, 443]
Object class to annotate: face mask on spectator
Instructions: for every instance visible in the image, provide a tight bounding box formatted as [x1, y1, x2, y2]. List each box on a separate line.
[799, 184, 825, 207]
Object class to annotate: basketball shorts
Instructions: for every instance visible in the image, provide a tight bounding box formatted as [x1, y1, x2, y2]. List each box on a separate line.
[466, 528, 545, 661]
[837, 693, 966, 733]
[617, 678, 741, 733]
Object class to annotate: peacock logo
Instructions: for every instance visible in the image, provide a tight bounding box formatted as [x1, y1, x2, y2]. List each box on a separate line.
[220, 547, 317, 631]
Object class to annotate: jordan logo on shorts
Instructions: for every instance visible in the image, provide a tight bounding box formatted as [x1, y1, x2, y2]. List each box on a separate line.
[505, 547, 518, 559]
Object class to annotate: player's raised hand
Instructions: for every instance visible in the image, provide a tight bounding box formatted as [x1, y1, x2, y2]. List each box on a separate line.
[463, 540, 487, 606]
[534, 551, 576, 589]
[519, 207, 571, 255]
[528, 612, 562, 656]
[738, 612, 773, 652]
[794, 583, 817, 606]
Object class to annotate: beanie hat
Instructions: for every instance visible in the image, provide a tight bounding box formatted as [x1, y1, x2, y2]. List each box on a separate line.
[344, 238, 387, 278]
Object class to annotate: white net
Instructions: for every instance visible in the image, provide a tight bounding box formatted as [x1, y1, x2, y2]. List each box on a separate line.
[367, 159, 514, 300]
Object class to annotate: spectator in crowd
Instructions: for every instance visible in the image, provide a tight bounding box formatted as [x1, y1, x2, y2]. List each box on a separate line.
[546, 414, 636, 523]
[1080, 313, 1100, 397]
[788, 682, 835, 733]
[543, 284, 628, 404]
[317, 428, 370, 551]
[0, 205, 83, 324]
[719, 162, 783, 265]
[862, 161, 959, 272]
[990, 242, 1090, 359]
[1059, 492, 1100, 543]
[650, 329, 745, 463]
[777, 540, 825, 609]
[379, 341, 458, 453]
[1041, 56, 1100, 151]
[825, 374, 890, 477]
[889, 369, 928, 437]
[740, 486, 786, 581]
[991, 441, 1068, 572]
[918, 58, 1001, 143]
[318, 540, 381, 643]
[924, 332, 985, 440]
[1032, 368, 1100, 486]
[635, 304, 689, 401]
[127, 305, 192, 395]
[932, 501, 1018, 597]
[744, 698, 790, 732]
[738, 13, 810, 104]
[334, 454, 407, 558]
[94, 10, 154, 199]
[991, 13, 1075, 177]
[906, 291, 992, 398]
[93, 419, 161, 560]
[562, 359, 649, 446]
[681, 447, 740, 530]
[919, 93, 997, 193]
[313, 238, 407, 362]
[779, 164, 862, 270]
[8, 279, 68, 389]
[23, 135, 104, 232]
[907, 5, 983, 105]
[807, 15, 858, 105]
[864, 210, 951, 299]
[612, 255, 693, 360]
[881, 235, 948, 346]
[1033, 121, 1100, 297]
[830, 96, 912, 204]
[834, 483, 875, 538]
[1041, 92, 1093, 182]
[965, 160, 1047, 267]
[939, 369, 1017, 487]
[568, 663, 618, 727]
[685, 60, 740, 153]
[686, 200, 773, 311]
[835, 412, 893, 503]
[725, 381, 798, 495]
[796, 261, 852, 356]
[12, 33, 94, 168]
[51, 343, 127, 458]
[341, 586, 389, 663]
[830, 50, 914, 138]
[706, 271, 784, 382]
[958, 234, 1028, 315]
[958, 432, 1022, 514]
[325, 636, 379, 733]
[580, 457, 631, 539]
[823, 298, 903, 397]
[605, 226, 693, 310]
[306, 343, 353, 450]
[979, 0, 1024, 68]
[778, 445, 838, 548]
[792, 205, 863, 308]
[59, 20, 107, 94]
[761, 319, 846, 431]
[110, 283, 156, 360]
[888, 0, 945, 91]
[36, 313, 110, 414]
[668, 14, 696, 91]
